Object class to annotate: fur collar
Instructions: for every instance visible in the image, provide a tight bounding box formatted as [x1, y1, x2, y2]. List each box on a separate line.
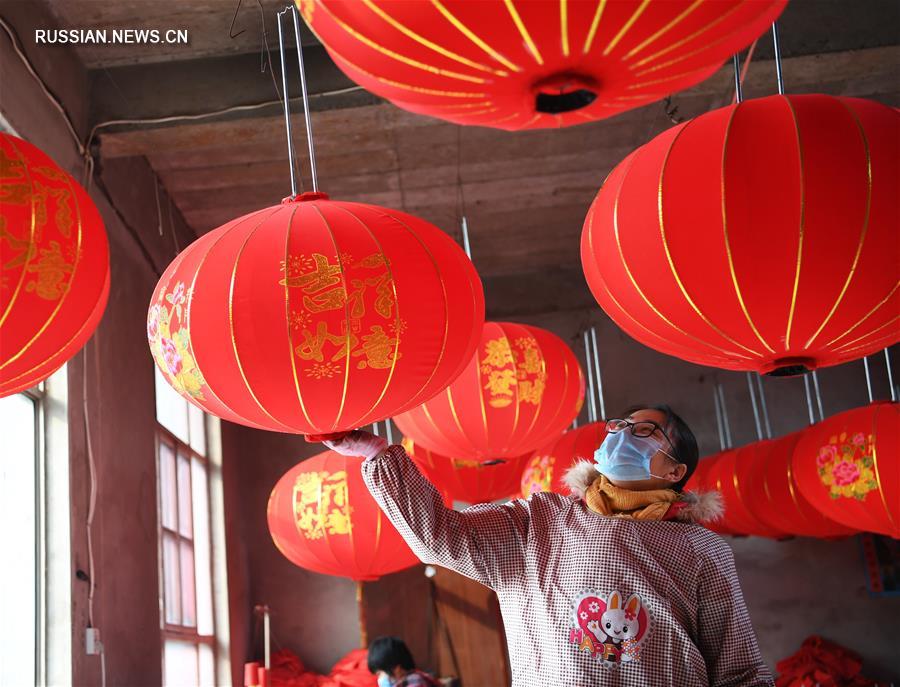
[562, 461, 724, 524]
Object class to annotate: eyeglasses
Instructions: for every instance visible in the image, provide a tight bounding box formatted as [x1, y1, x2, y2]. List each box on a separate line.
[605, 418, 679, 461]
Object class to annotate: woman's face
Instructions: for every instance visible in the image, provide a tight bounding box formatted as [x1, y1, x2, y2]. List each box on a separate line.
[604, 409, 687, 490]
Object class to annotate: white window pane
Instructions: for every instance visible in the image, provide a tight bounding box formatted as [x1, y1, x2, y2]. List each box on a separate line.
[164, 639, 198, 687]
[155, 366, 189, 443]
[162, 533, 181, 625]
[198, 643, 215, 687]
[0, 393, 36, 686]
[180, 542, 196, 628]
[188, 404, 206, 456]
[159, 442, 177, 530]
[191, 459, 214, 636]
[176, 453, 193, 538]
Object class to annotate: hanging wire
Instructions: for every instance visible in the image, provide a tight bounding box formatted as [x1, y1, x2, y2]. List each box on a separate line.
[755, 375, 773, 439]
[884, 348, 897, 402]
[732, 54, 744, 104]
[811, 370, 825, 421]
[582, 330, 597, 424]
[716, 383, 733, 449]
[460, 216, 473, 260]
[590, 326, 606, 421]
[746, 372, 763, 441]
[802, 374, 816, 426]
[771, 21, 786, 95]
[384, 418, 394, 445]
[713, 387, 726, 451]
[276, 8, 298, 197]
[289, 4, 318, 192]
[863, 357, 874, 403]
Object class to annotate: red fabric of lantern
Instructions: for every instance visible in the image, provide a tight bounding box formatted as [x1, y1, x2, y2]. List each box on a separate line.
[582, 95, 900, 376]
[403, 437, 525, 504]
[687, 454, 733, 536]
[743, 433, 856, 539]
[520, 421, 607, 497]
[148, 192, 483, 434]
[708, 446, 786, 538]
[267, 449, 420, 580]
[299, 0, 784, 130]
[792, 402, 899, 538]
[1, 134, 109, 396]
[394, 321, 584, 462]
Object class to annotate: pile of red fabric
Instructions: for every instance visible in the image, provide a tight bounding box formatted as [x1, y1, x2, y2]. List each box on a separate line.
[776, 636, 883, 687]
[268, 648, 376, 687]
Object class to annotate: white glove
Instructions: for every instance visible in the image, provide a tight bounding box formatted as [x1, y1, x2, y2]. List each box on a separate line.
[322, 430, 388, 460]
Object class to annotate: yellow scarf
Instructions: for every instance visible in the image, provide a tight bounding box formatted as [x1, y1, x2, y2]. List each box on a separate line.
[584, 475, 679, 521]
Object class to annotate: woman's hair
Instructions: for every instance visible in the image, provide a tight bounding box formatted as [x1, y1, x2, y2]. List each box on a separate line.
[367, 636, 416, 674]
[623, 404, 699, 491]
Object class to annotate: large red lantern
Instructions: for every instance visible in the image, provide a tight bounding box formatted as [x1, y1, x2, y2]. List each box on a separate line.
[394, 322, 584, 462]
[743, 433, 856, 538]
[148, 192, 483, 434]
[1, 134, 109, 396]
[793, 402, 899, 538]
[520, 421, 606, 497]
[299, 0, 784, 130]
[716, 443, 788, 539]
[582, 95, 900, 376]
[267, 450, 420, 580]
[402, 437, 524, 504]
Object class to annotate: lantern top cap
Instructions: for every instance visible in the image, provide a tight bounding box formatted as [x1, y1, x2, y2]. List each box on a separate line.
[281, 191, 329, 205]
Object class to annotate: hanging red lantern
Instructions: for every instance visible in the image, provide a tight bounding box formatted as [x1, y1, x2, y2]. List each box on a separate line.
[792, 402, 899, 538]
[687, 453, 733, 536]
[716, 443, 789, 539]
[1, 134, 109, 396]
[298, 0, 784, 130]
[267, 449, 420, 580]
[520, 421, 606, 497]
[743, 432, 856, 538]
[394, 321, 584, 462]
[148, 192, 483, 433]
[402, 437, 525, 504]
[582, 95, 900, 376]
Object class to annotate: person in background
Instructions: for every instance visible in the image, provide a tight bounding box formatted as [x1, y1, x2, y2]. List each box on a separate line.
[326, 404, 772, 687]
[367, 636, 440, 687]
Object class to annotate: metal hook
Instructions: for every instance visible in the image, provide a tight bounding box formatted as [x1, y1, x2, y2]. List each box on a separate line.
[746, 372, 763, 441]
[460, 216, 473, 260]
[863, 356, 874, 403]
[276, 7, 298, 197]
[590, 327, 606, 421]
[802, 374, 816, 426]
[811, 370, 824, 421]
[713, 387, 726, 452]
[582, 330, 597, 424]
[290, 4, 319, 192]
[732, 54, 743, 104]
[716, 383, 733, 449]
[771, 22, 785, 95]
[885, 348, 897, 403]
[229, 0, 247, 39]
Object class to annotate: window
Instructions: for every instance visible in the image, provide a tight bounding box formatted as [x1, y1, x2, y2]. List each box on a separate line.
[155, 367, 216, 686]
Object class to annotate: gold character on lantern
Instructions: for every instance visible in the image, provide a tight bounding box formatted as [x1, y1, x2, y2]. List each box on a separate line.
[353, 325, 400, 369]
[0, 223, 37, 270]
[484, 368, 517, 407]
[292, 470, 352, 540]
[295, 321, 359, 364]
[25, 240, 72, 300]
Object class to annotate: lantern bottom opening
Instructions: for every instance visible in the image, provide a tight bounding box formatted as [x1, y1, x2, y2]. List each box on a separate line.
[762, 357, 817, 377]
[533, 73, 598, 114]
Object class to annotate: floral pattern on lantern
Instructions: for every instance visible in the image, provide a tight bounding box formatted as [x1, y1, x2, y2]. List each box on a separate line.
[816, 432, 878, 501]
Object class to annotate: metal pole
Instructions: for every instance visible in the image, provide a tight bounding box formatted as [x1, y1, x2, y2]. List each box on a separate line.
[811, 370, 825, 421]
[384, 418, 394, 445]
[863, 356, 874, 403]
[713, 387, 726, 451]
[290, 5, 318, 192]
[732, 54, 743, 103]
[716, 383, 733, 449]
[264, 607, 271, 669]
[460, 216, 473, 260]
[885, 348, 897, 402]
[276, 9, 297, 197]
[589, 326, 606, 420]
[746, 372, 763, 441]
[802, 374, 816, 426]
[756, 375, 773, 439]
[582, 330, 596, 423]
[771, 21, 786, 95]
[371, 421, 380, 437]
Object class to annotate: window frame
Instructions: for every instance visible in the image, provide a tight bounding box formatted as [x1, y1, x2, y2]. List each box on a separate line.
[155, 420, 217, 676]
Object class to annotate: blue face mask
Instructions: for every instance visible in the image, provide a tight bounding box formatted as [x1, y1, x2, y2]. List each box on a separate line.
[377, 674, 395, 687]
[593, 431, 672, 482]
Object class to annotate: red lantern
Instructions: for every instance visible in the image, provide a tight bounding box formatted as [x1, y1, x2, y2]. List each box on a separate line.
[299, 0, 784, 130]
[715, 443, 789, 539]
[402, 437, 525, 504]
[743, 433, 856, 538]
[582, 95, 900, 376]
[148, 192, 483, 433]
[267, 450, 420, 580]
[394, 321, 584, 461]
[687, 453, 733, 536]
[1, 134, 109, 396]
[792, 402, 899, 538]
[520, 421, 606, 497]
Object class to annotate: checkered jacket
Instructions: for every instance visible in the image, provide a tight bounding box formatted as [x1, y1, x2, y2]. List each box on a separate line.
[362, 446, 772, 687]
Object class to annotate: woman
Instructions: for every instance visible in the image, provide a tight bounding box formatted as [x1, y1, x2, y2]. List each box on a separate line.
[324, 405, 771, 687]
